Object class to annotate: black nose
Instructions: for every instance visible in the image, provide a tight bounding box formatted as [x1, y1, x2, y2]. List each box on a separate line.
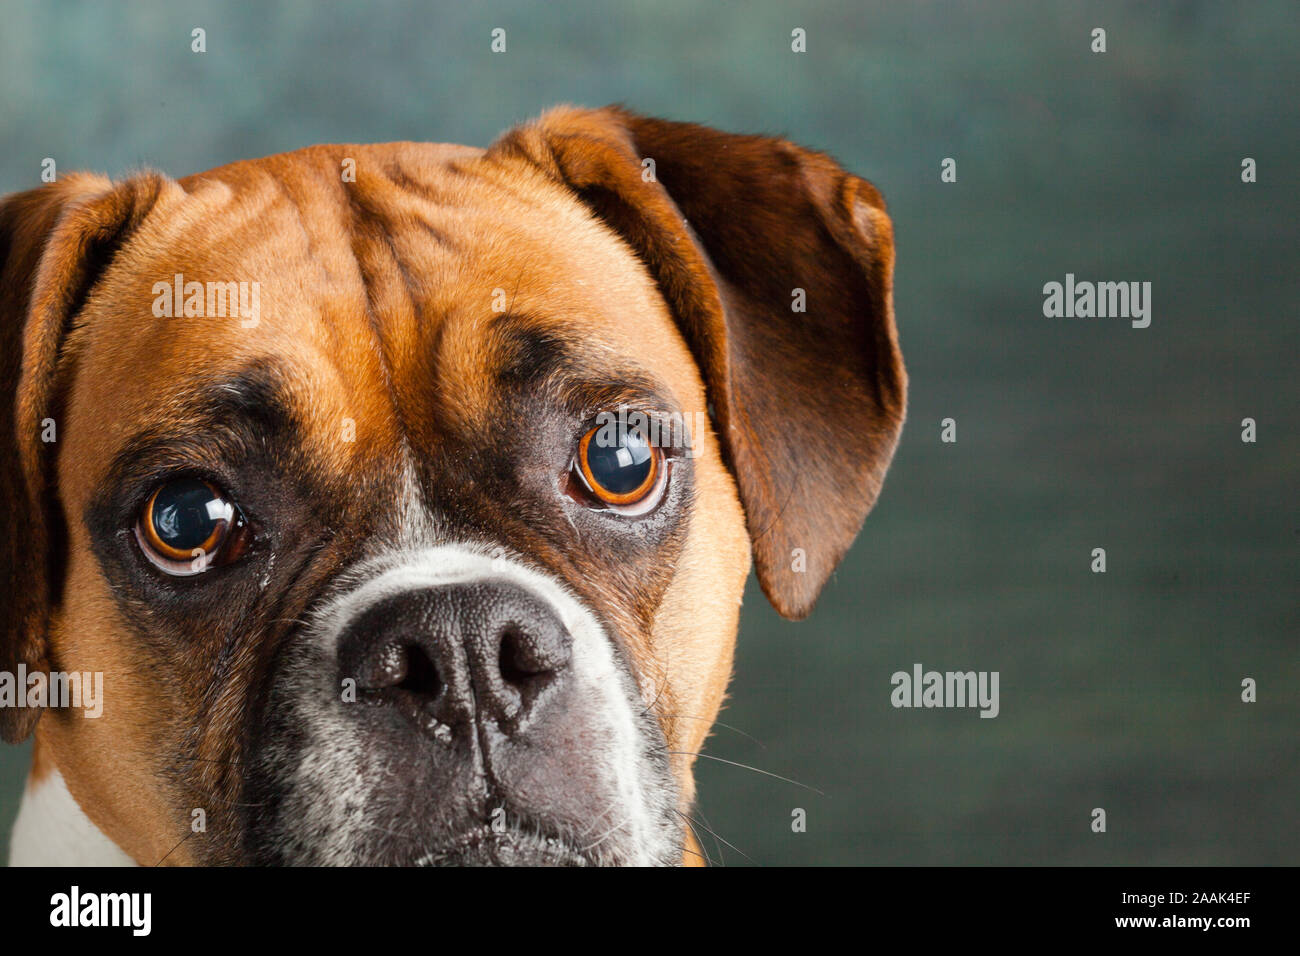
[337, 581, 572, 736]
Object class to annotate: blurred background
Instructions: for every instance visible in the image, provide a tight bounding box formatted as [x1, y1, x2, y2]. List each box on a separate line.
[1, 0, 1295, 865]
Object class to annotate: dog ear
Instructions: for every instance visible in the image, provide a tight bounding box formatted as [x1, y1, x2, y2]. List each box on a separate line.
[491, 106, 906, 619]
[0, 172, 167, 741]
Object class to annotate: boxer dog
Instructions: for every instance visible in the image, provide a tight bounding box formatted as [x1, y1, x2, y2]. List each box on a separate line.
[0, 106, 904, 865]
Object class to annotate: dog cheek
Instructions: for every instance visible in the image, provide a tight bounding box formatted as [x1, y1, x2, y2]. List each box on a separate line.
[651, 482, 749, 759]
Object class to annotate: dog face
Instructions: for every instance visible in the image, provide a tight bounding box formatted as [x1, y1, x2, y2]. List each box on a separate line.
[0, 107, 905, 865]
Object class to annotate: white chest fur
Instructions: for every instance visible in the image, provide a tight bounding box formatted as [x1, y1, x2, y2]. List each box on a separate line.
[9, 768, 135, 866]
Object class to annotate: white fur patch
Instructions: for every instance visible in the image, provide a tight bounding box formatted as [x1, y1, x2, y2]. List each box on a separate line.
[9, 766, 135, 866]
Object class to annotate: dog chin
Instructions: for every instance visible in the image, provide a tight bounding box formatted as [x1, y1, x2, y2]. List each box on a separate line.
[401, 828, 598, 867]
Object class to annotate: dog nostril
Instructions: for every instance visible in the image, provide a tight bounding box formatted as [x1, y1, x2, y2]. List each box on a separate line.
[497, 621, 571, 689]
[501, 623, 562, 687]
[498, 625, 532, 686]
[355, 640, 443, 699]
[397, 643, 443, 699]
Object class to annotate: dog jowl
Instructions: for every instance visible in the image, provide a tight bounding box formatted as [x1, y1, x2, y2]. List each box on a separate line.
[0, 106, 906, 866]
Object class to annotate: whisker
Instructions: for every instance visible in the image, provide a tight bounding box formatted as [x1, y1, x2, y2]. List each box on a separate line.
[172, 755, 245, 767]
[672, 810, 717, 867]
[638, 680, 668, 720]
[580, 816, 630, 853]
[666, 751, 824, 796]
[154, 830, 195, 866]
[678, 842, 709, 865]
[689, 804, 730, 867]
[674, 808, 754, 865]
[656, 714, 767, 749]
[576, 803, 619, 839]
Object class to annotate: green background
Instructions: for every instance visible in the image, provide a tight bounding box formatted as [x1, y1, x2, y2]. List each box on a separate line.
[1, 0, 1295, 865]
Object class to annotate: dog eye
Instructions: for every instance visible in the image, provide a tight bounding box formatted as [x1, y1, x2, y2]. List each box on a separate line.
[574, 423, 664, 510]
[135, 478, 249, 575]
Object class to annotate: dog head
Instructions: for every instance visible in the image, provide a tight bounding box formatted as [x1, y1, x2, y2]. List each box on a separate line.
[0, 106, 904, 865]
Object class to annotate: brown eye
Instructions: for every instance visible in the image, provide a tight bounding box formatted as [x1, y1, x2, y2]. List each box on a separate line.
[136, 478, 248, 575]
[576, 424, 663, 508]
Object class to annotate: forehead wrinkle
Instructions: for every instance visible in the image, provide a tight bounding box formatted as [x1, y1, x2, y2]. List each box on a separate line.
[372, 160, 472, 252]
[427, 307, 492, 436]
[331, 170, 462, 491]
[345, 188, 413, 385]
[262, 158, 457, 474]
[256, 165, 348, 286]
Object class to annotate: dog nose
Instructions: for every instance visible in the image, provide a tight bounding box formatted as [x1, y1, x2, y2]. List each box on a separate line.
[337, 582, 572, 735]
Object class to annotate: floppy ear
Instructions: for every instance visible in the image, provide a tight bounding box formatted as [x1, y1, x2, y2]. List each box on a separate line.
[0, 172, 167, 741]
[490, 106, 906, 619]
